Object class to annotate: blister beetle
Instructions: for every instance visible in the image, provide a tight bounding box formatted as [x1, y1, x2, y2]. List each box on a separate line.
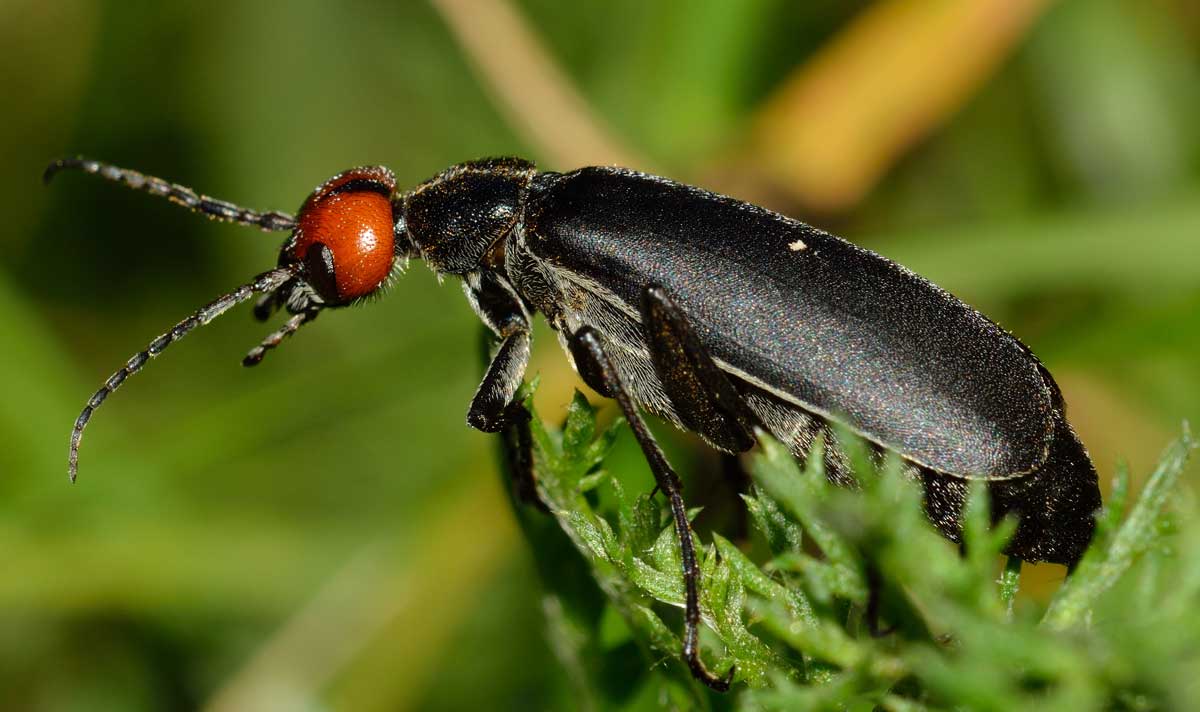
[46, 156, 1102, 691]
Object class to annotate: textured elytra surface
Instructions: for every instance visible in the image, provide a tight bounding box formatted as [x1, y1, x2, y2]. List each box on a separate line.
[524, 167, 1055, 480]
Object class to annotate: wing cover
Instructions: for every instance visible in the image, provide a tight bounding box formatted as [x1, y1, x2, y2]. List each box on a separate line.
[524, 168, 1054, 478]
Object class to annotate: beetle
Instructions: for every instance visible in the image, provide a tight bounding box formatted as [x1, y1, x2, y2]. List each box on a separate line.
[46, 156, 1102, 691]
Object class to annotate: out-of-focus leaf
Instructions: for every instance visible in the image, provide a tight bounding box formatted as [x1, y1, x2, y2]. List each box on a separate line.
[752, 0, 1052, 211]
[1026, 0, 1200, 204]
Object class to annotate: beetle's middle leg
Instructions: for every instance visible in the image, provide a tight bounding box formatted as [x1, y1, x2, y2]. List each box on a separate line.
[468, 328, 531, 432]
[569, 326, 735, 692]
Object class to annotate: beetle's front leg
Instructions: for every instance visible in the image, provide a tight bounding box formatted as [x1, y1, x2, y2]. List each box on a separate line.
[569, 326, 735, 692]
[464, 272, 542, 508]
[468, 328, 531, 432]
[464, 270, 533, 431]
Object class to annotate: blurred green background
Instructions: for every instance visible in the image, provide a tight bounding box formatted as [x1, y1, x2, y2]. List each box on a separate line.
[2, 0, 1198, 709]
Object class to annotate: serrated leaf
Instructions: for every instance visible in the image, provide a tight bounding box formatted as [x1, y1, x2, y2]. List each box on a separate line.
[577, 468, 610, 493]
[752, 433, 865, 595]
[568, 511, 612, 564]
[714, 534, 784, 600]
[584, 415, 624, 466]
[744, 486, 804, 555]
[705, 556, 732, 621]
[630, 557, 684, 605]
[700, 541, 719, 582]
[630, 493, 663, 554]
[633, 602, 681, 653]
[750, 599, 869, 671]
[651, 521, 683, 576]
[561, 390, 597, 461]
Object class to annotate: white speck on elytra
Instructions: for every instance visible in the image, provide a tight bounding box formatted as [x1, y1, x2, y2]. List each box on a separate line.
[788, 239, 808, 252]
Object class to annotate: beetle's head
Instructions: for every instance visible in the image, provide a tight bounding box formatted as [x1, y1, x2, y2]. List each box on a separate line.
[282, 166, 404, 306]
[43, 158, 416, 482]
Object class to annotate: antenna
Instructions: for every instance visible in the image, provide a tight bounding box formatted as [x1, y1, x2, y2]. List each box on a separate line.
[44, 158, 297, 232]
[68, 267, 297, 482]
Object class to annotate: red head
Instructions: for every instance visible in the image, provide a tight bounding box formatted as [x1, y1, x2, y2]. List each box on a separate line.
[43, 157, 407, 481]
[286, 166, 399, 305]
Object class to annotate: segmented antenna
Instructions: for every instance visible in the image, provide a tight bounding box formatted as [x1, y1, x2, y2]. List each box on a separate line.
[243, 308, 320, 366]
[69, 267, 297, 482]
[44, 158, 297, 232]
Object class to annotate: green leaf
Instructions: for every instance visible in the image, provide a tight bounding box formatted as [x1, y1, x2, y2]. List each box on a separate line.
[1043, 426, 1196, 630]
[504, 384, 1197, 709]
[562, 390, 597, 462]
[743, 486, 804, 555]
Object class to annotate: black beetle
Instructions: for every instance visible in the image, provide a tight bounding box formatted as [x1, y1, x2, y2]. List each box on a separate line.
[46, 156, 1102, 691]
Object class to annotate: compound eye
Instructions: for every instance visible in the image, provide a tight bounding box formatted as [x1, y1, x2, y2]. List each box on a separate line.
[290, 166, 397, 304]
[302, 242, 339, 301]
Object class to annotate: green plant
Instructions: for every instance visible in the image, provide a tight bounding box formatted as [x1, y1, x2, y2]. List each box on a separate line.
[506, 385, 1195, 711]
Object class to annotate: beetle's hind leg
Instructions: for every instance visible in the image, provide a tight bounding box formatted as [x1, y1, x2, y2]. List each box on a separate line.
[570, 326, 736, 692]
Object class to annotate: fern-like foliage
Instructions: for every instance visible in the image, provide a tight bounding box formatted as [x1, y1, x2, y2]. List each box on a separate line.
[502, 386, 1195, 711]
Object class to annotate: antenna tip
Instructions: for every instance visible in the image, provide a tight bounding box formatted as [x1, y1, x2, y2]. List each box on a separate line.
[68, 408, 90, 484]
[44, 159, 71, 185]
[43, 160, 65, 186]
[43, 157, 89, 185]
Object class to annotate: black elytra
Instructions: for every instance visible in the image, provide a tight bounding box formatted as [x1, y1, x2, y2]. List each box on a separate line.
[46, 156, 1102, 692]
